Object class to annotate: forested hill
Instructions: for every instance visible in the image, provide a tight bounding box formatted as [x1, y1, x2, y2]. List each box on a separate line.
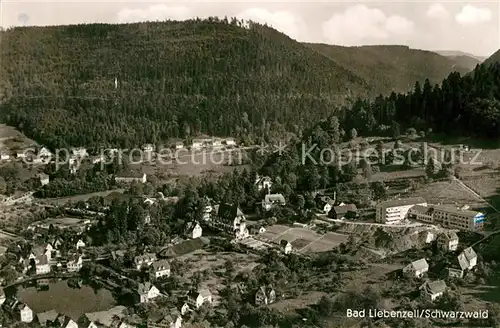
[0, 19, 371, 149]
[304, 44, 474, 94]
[0, 18, 476, 149]
[483, 49, 500, 67]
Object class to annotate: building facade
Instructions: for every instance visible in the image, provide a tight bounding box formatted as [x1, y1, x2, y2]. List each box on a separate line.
[376, 197, 427, 224]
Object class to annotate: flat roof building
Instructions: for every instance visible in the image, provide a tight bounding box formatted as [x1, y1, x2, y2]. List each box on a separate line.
[376, 197, 427, 224]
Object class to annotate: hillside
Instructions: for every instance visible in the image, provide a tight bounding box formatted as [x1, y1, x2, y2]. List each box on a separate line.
[436, 50, 487, 62]
[483, 49, 500, 67]
[304, 44, 473, 94]
[0, 19, 372, 149]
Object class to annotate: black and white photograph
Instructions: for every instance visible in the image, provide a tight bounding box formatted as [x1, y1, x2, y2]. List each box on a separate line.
[0, 1, 499, 327]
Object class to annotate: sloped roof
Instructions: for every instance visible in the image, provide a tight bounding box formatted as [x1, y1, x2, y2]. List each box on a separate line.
[151, 260, 170, 271]
[264, 194, 286, 204]
[134, 253, 157, 264]
[426, 280, 447, 294]
[438, 231, 459, 242]
[462, 247, 477, 261]
[410, 258, 429, 271]
[378, 197, 426, 208]
[333, 204, 357, 215]
[138, 282, 156, 294]
[160, 238, 207, 258]
[37, 310, 59, 325]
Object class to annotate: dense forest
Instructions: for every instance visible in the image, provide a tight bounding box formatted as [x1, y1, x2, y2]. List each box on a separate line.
[0, 18, 482, 149]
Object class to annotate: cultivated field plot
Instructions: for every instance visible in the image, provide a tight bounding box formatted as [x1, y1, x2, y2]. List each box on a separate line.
[412, 180, 488, 208]
[38, 189, 125, 206]
[259, 224, 350, 254]
[34, 217, 89, 229]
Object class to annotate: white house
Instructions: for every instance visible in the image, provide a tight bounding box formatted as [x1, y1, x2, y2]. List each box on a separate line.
[180, 302, 190, 315]
[35, 255, 51, 275]
[67, 255, 83, 272]
[255, 285, 276, 305]
[185, 221, 202, 239]
[316, 196, 335, 214]
[143, 144, 154, 152]
[403, 258, 429, 278]
[150, 260, 171, 280]
[115, 172, 147, 184]
[191, 139, 204, 149]
[76, 239, 86, 249]
[38, 173, 50, 186]
[19, 303, 34, 323]
[134, 253, 157, 270]
[72, 148, 88, 158]
[38, 147, 52, 159]
[137, 282, 160, 303]
[16, 152, 26, 159]
[189, 289, 212, 309]
[58, 315, 79, 328]
[458, 247, 477, 271]
[77, 316, 98, 328]
[280, 240, 292, 255]
[262, 194, 286, 211]
[0, 153, 10, 161]
[421, 280, 446, 301]
[437, 231, 459, 252]
[174, 141, 184, 150]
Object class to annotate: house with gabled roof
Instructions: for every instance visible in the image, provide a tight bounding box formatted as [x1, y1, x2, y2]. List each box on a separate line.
[185, 221, 202, 239]
[66, 254, 83, 272]
[402, 258, 429, 278]
[76, 315, 98, 328]
[255, 285, 276, 306]
[421, 280, 447, 301]
[255, 175, 272, 191]
[134, 253, 157, 270]
[137, 282, 160, 303]
[57, 314, 79, 328]
[437, 231, 459, 252]
[210, 203, 248, 239]
[37, 309, 59, 326]
[449, 246, 478, 278]
[188, 289, 212, 309]
[280, 240, 292, 255]
[262, 194, 286, 211]
[150, 260, 171, 280]
[329, 204, 358, 220]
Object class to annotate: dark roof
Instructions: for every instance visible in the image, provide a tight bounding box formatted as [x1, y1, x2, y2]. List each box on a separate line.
[160, 238, 207, 258]
[216, 203, 243, 222]
[333, 204, 357, 215]
[37, 310, 59, 325]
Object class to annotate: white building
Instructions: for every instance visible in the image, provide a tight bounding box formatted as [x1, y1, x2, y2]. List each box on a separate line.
[150, 260, 171, 280]
[0, 153, 10, 161]
[421, 280, 446, 301]
[437, 231, 459, 252]
[137, 282, 160, 303]
[262, 194, 286, 211]
[375, 197, 427, 224]
[38, 173, 50, 186]
[402, 258, 429, 278]
[67, 255, 83, 272]
[0, 288, 5, 305]
[72, 147, 88, 158]
[432, 205, 485, 231]
[76, 239, 86, 249]
[134, 253, 157, 270]
[225, 138, 236, 146]
[185, 222, 202, 239]
[255, 176, 272, 191]
[280, 240, 292, 255]
[189, 289, 212, 309]
[458, 247, 477, 271]
[115, 172, 147, 184]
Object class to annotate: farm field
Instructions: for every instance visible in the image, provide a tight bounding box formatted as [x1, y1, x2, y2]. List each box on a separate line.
[258, 224, 350, 254]
[37, 189, 125, 206]
[412, 180, 488, 209]
[0, 124, 38, 149]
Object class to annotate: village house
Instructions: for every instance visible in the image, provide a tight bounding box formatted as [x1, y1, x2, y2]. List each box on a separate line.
[262, 194, 286, 211]
[315, 195, 335, 214]
[66, 255, 83, 272]
[16, 151, 26, 159]
[202, 197, 213, 221]
[188, 289, 212, 309]
[191, 139, 204, 149]
[437, 231, 459, 252]
[5, 299, 33, 323]
[174, 141, 184, 150]
[402, 258, 429, 278]
[38, 147, 52, 159]
[280, 240, 293, 255]
[329, 204, 358, 220]
[57, 315, 79, 328]
[137, 282, 160, 303]
[209, 204, 248, 239]
[76, 239, 86, 249]
[148, 308, 182, 328]
[255, 175, 272, 191]
[458, 247, 478, 271]
[185, 221, 203, 239]
[180, 302, 190, 316]
[0, 153, 10, 161]
[376, 197, 428, 224]
[421, 280, 447, 301]
[134, 253, 157, 270]
[72, 147, 88, 158]
[35, 254, 51, 275]
[419, 230, 436, 244]
[255, 286, 276, 306]
[115, 172, 147, 184]
[150, 260, 171, 280]
[212, 138, 223, 148]
[38, 173, 50, 186]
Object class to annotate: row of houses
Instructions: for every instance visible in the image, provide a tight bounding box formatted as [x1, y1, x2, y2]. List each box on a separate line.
[375, 197, 485, 231]
[191, 137, 236, 149]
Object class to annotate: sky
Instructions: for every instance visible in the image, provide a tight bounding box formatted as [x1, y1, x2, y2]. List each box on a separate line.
[0, 0, 498, 57]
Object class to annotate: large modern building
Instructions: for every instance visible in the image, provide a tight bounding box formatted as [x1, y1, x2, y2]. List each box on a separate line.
[410, 204, 485, 231]
[376, 197, 427, 224]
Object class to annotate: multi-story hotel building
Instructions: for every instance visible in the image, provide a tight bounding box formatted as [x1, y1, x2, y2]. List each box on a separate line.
[376, 197, 427, 224]
[408, 204, 485, 231]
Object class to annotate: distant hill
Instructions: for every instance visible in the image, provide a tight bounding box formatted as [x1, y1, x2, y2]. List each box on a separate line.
[0, 20, 479, 149]
[435, 50, 487, 62]
[483, 49, 500, 67]
[304, 44, 472, 94]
